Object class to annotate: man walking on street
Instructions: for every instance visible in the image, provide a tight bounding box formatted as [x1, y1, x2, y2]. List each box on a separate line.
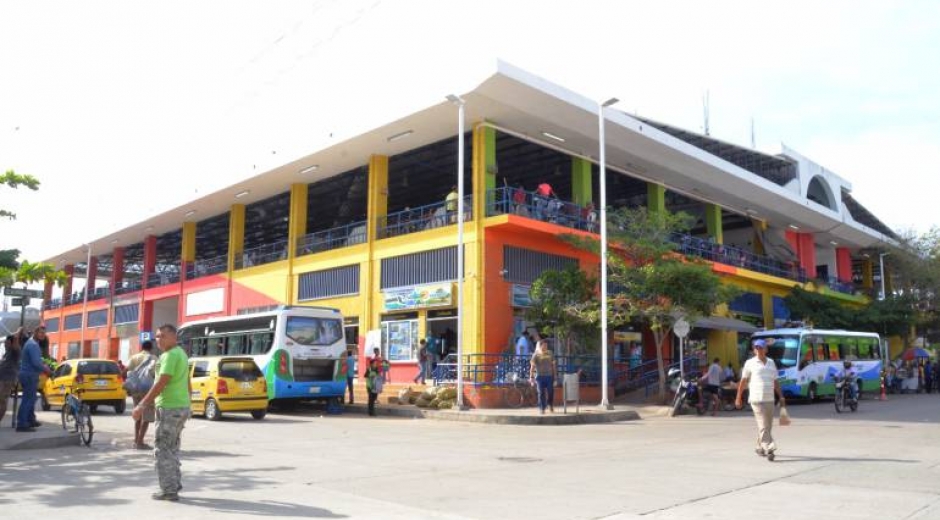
[126, 340, 158, 449]
[735, 339, 786, 460]
[132, 324, 191, 501]
[345, 350, 356, 404]
[17, 327, 50, 432]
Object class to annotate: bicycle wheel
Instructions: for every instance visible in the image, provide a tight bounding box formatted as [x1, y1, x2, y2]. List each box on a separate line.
[504, 387, 524, 408]
[61, 399, 77, 432]
[77, 404, 93, 446]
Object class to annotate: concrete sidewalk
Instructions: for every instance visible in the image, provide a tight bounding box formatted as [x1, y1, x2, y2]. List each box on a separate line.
[0, 423, 79, 450]
[341, 401, 664, 424]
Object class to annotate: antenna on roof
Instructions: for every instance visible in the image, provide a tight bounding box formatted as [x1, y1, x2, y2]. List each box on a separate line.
[750, 117, 756, 148]
[702, 90, 711, 136]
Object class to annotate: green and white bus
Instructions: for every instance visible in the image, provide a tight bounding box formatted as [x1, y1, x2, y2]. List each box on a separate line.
[750, 328, 886, 400]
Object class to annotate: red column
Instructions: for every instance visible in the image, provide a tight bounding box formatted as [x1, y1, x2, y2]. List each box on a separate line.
[42, 280, 53, 304]
[62, 264, 75, 303]
[143, 235, 157, 279]
[798, 233, 817, 278]
[836, 247, 853, 283]
[86, 256, 98, 296]
[111, 247, 125, 289]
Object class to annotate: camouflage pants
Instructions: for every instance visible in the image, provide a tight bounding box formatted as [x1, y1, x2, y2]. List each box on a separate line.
[154, 407, 190, 493]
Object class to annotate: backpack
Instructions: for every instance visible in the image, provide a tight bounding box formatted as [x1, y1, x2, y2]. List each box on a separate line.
[123, 355, 156, 394]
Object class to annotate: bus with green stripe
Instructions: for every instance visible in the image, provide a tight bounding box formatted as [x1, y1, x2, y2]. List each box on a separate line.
[750, 328, 886, 400]
[178, 306, 348, 402]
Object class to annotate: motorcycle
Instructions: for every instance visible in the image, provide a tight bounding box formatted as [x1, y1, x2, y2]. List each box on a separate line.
[668, 368, 706, 417]
[834, 374, 858, 413]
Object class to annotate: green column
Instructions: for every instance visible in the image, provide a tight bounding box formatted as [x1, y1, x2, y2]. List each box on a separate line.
[480, 126, 496, 213]
[571, 157, 592, 206]
[704, 203, 723, 244]
[647, 183, 666, 214]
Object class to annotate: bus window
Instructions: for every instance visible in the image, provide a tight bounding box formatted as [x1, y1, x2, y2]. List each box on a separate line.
[248, 332, 273, 354]
[799, 340, 814, 369]
[228, 334, 244, 355]
[857, 337, 877, 359]
[207, 338, 226, 356]
[828, 343, 840, 360]
[839, 337, 858, 360]
[286, 316, 343, 346]
[809, 335, 828, 361]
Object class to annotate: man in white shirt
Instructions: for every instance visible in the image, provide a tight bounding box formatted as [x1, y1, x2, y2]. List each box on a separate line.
[735, 339, 786, 459]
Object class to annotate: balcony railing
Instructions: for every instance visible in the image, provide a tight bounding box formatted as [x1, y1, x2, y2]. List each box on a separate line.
[378, 197, 473, 239]
[672, 233, 808, 282]
[186, 254, 228, 280]
[146, 270, 181, 288]
[87, 287, 110, 301]
[43, 298, 62, 310]
[67, 292, 85, 305]
[297, 220, 368, 257]
[114, 279, 143, 295]
[823, 276, 857, 295]
[486, 187, 598, 233]
[235, 240, 288, 270]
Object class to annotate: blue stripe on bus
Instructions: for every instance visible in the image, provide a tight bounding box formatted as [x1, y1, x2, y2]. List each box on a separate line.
[271, 377, 344, 399]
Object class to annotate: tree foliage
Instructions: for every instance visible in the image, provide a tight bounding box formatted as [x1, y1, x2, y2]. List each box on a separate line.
[1, 169, 40, 220]
[566, 207, 738, 403]
[784, 286, 918, 345]
[526, 267, 599, 356]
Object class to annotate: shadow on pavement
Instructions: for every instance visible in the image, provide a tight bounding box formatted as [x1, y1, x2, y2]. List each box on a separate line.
[4, 445, 295, 508]
[180, 497, 346, 518]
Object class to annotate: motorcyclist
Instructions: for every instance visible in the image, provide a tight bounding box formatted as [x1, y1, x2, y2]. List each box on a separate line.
[842, 360, 858, 401]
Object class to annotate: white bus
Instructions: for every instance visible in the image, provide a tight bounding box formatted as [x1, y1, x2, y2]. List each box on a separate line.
[178, 306, 347, 402]
[750, 328, 885, 400]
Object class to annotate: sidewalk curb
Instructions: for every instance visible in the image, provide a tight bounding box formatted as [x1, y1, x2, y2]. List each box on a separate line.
[0, 430, 79, 450]
[342, 404, 642, 425]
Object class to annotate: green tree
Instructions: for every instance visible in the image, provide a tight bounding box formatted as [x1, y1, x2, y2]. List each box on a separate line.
[0, 257, 68, 326]
[566, 207, 737, 403]
[1, 169, 41, 220]
[783, 287, 855, 329]
[526, 267, 598, 356]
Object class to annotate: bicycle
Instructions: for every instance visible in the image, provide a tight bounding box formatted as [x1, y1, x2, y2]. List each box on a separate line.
[502, 374, 538, 408]
[61, 388, 93, 446]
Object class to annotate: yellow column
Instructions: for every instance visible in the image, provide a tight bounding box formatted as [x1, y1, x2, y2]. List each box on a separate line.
[227, 204, 245, 273]
[286, 183, 308, 303]
[862, 258, 874, 290]
[752, 219, 767, 255]
[181, 221, 196, 264]
[761, 292, 774, 329]
[468, 124, 492, 356]
[364, 155, 389, 333]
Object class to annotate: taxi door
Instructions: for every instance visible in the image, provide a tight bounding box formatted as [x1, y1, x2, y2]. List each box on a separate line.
[189, 360, 211, 414]
[45, 362, 73, 406]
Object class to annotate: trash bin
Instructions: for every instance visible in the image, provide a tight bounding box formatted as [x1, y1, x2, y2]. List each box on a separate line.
[562, 372, 580, 414]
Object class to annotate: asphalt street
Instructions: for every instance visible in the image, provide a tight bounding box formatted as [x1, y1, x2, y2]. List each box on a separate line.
[1, 393, 938, 520]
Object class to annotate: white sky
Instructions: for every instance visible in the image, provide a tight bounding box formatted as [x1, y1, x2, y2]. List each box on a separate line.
[2, 0, 938, 264]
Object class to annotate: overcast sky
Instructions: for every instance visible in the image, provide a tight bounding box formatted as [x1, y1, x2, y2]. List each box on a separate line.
[2, 0, 938, 264]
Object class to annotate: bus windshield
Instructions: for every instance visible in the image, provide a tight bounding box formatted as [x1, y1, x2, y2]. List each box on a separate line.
[286, 316, 343, 346]
[756, 335, 799, 368]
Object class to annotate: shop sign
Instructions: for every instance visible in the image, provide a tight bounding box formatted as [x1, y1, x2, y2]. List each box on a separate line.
[383, 284, 452, 311]
[511, 284, 532, 308]
[612, 331, 642, 342]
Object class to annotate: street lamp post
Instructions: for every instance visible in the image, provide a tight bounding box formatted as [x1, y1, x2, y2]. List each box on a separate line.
[446, 94, 468, 410]
[80, 244, 92, 356]
[879, 252, 890, 300]
[598, 97, 619, 410]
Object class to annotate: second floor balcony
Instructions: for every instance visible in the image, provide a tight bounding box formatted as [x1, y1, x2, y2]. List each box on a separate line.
[379, 197, 473, 239]
[147, 270, 181, 288]
[486, 187, 597, 233]
[186, 254, 228, 280]
[297, 220, 368, 257]
[673, 233, 809, 283]
[235, 240, 288, 270]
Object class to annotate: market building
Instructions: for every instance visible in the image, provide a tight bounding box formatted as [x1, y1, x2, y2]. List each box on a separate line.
[40, 62, 897, 405]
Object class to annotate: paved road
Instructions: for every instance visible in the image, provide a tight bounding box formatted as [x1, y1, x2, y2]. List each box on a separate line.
[1, 394, 938, 520]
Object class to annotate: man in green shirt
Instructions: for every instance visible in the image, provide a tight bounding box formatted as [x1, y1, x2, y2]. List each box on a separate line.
[132, 324, 191, 501]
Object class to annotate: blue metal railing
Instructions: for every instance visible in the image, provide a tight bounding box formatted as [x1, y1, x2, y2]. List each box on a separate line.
[114, 279, 143, 295]
[432, 353, 614, 386]
[235, 240, 289, 269]
[146, 269, 181, 288]
[379, 197, 473, 238]
[87, 287, 110, 301]
[671, 233, 808, 282]
[824, 276, 856, 295]
[43, 298, 62, 310]
[486, 187, 597, 233]
[67, 292, 85, 305]
[643, 358, 701, 398]
[297, 220, 368, 256]
[186, 255, 228, 280]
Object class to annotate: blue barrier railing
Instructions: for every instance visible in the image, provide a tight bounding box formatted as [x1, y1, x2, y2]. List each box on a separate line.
[643, 358, 701, 398]
[87, 287, 110, 301]
[186, 255, 228, 280]
[486, 187, 598, 233]
[114, 279, 142, 295]
[147, 270, 181, 288]
[671, 233, 808, 283]
[236, 240, 289, 269]
[379, 197, 473, 239]
[43, 298, 62, 310]
[824, 276, 856, 295]
[432, 353, 620, 387]
[297, 220, 368, 256]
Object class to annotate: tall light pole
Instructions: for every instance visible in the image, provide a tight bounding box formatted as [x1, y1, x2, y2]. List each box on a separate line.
[598, 97, 619, 410]
[446, 94, 467, 410]
[879, 252, 890, 300]
[80, 244, 92, 357]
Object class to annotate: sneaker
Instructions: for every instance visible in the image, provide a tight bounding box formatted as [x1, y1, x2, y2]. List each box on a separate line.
[151, 492, 179, 501]
[30, 421, 42, 427]
[755, 448, 766, 457]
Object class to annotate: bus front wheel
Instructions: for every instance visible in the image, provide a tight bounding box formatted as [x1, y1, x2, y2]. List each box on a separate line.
[807, 383, 818, 402]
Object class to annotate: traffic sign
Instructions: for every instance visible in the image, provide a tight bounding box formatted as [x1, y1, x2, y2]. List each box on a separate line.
[673, 318, 691, 339]
[10, 298, 25, 307]
[5, 288, 43, 299]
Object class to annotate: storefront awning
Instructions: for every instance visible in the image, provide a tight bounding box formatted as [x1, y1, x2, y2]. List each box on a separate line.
[694, 316, 759, 333]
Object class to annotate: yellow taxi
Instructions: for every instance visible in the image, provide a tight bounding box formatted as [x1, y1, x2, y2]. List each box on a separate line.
[189, 356, 268, 421]
[41, 358, 128, 414]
